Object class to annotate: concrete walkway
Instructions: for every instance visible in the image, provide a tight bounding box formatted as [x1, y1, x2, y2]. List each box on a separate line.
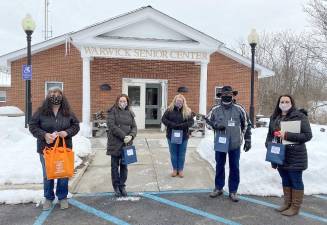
[75, 131, 215, 193]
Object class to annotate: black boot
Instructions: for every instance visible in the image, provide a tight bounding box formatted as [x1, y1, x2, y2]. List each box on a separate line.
[120, 186, 127, 197]
[113, 186, 121, 197]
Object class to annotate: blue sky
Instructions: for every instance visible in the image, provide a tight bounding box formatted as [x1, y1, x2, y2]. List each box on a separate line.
[0, 0, 312, 56]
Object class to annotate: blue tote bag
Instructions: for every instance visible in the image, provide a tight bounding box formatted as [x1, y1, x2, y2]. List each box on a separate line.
[214, 131, 229, 152]
[171, 129, 183, 144]
[122, 145, 137, 165]
[265, 142, 285, 165]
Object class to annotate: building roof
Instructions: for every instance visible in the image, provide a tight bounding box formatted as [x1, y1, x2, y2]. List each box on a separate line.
[0, 6, 274, 78]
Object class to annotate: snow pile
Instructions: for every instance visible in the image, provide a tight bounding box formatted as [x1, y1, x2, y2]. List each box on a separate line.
[0, 116, 93, 185]
[0, 190, 43, 204]
[0, 106, 24, 115]
[197, 124, 327, 196]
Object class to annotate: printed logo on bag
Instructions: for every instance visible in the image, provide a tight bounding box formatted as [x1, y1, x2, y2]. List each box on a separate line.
[126, 149, 134, 156]
[218, 137, 227, 144]
[228, 120, 235, 127]
[55, 160, 64, 174]
[174, 132, 181, 138]
[271, 146, 281, 154]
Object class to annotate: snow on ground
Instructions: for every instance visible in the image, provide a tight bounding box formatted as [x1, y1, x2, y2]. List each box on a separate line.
[0, 106, 24, 115]
[0, 190, 43, 205]
[197, 124, 327, 196]
[0, 115, 93, 186]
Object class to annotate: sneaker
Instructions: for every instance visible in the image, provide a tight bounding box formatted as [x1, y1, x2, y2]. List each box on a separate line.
[59, 199, 69, 210]
[209, 188, 223, 198]
[42, 199, 52, 211]
[171, 170, 178, 177]
[229, 193, 239, 202]
[120, 186, 127, 197]
[113, 186, 121, 197]
[178, 171, 184, 178]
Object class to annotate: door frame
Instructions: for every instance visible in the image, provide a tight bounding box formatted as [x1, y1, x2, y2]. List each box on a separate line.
[122, 78, 168, 131]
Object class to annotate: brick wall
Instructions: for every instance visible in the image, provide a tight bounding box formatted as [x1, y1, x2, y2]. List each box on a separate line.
[207, 52, 258, 114]
[6, 44, 83, 119]
[90, 58, 200, 114]
[5, 46, 258, 122]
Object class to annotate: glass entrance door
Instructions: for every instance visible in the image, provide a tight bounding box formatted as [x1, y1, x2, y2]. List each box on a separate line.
[145, 84, 162, 127]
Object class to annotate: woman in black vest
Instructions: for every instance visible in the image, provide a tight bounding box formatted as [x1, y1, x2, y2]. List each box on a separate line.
[265, 95, 312, 216]
[107, 94, 137, 197]
[29, 86, 80, 211]
[162, 94, 194, 178]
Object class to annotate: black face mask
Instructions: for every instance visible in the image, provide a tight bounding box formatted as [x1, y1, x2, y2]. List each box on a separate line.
[49, 95, 62, 105]
[221, 95, 233, 104]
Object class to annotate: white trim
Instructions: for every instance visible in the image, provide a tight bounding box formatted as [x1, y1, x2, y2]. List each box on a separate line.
[0, 90, 6, 102]
[82, 57, 91, 137]
[199, 62, 208, 115]
[44, 81, 64, 97]
[214, 86, 223, 99]
[217, 46, 275, 78]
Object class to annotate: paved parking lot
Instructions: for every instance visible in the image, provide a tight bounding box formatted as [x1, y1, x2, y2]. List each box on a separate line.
[1, 191, 326, 225]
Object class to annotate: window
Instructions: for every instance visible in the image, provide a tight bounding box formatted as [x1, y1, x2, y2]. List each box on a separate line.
[215, 86, 223, 99]
[45, 82, 63, 97]
[0, 91, 6, 102]
[128, 86, 140, 106]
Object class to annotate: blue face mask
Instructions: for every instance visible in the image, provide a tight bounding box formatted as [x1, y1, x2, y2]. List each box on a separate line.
[175, 102, 183, 109]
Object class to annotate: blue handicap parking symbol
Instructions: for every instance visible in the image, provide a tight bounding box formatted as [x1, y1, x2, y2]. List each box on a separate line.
[22, 64, 32, 80]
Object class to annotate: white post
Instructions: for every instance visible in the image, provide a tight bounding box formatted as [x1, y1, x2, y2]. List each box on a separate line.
[82, 57, 91, 137]
[161, 80, 168, 132]
[199, 62, 208, 115]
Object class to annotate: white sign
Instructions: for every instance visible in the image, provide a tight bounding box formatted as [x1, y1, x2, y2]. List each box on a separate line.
[82, 46, 209, 62]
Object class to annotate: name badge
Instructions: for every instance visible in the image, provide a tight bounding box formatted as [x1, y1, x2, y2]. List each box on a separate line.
[271, 146, 281, 154]
[228, 120, 235, 127]
[218, 137, 227, 144]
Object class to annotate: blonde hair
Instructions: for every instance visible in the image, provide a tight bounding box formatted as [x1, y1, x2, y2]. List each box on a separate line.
[167, 94, 192, 120]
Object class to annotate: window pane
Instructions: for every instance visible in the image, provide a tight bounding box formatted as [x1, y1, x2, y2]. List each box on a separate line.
[215, 87, 222, 99]
[0, 91, 6, 102]
[128, 86, 140, 106]
[146, 88, 158, 105]
[46, 82, 63, 92]
[146, 108, 158, 120]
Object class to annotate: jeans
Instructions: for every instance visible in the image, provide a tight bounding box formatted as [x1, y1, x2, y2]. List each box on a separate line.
[167, 138, 188, 171]
[278, 168, 304, 190]
[214, 148, 240, 193]
[111, 155, 128, 189]
[39, 154, 68, 201]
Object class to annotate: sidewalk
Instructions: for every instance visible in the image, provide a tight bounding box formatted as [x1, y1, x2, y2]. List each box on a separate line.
[74, 131, 215, 193]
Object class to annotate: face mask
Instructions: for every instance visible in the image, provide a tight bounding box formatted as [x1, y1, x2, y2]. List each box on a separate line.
[279, 103, 292, 112]
[175, 102, 183, 109]
[221, 95, 233, 104]
[49, 95, 62, 105]
[119, 102, 127, 109]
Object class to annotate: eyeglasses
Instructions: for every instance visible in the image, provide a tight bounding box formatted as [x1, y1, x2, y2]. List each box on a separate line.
[280, 101, 291, 104]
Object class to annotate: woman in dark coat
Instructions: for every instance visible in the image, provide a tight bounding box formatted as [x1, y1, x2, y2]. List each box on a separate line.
[265, 95, 312, 216]
[107, 94, 137, 197]
[29, 86, 80, 211]
[161, 94, 194, 178]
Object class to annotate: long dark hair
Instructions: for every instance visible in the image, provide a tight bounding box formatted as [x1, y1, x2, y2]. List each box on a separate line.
[271, 95, 296, 119]
[37, 95, 72, 117]
[114, 94, 130, 110]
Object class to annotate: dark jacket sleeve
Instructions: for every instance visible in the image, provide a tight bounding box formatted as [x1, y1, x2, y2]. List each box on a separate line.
[265, 117, 274, 148]
[65, 113, 80, 137]
[176, 115, 194, 129]
[240, 108, 252, 141]
[29, 111, 46, 140]
[161, 110, 177, 128]
[285, 115, 312, 144]
[129, 112, 137, 138]
[107, 109, 126, 140]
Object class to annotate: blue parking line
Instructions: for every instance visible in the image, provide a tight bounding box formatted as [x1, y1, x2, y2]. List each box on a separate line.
[233, 194, 327, 224]
[314, 195, 327, 200]
[68, 198, 131, 225]
[33, 204, 55, 225]
[142, 193, 242, 225]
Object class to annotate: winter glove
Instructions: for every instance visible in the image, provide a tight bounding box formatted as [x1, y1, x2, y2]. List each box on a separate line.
[243, 140, 251, 152]
[124, 135, 133, 144]
[214, 123, 226, 131]
[271, 163, 278, 169]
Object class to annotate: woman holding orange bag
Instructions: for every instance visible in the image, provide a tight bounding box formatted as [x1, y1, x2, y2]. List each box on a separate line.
[29, 86, 80, 211]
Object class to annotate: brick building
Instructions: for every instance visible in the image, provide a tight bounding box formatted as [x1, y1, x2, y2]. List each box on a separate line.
[0, 6, 274, 133]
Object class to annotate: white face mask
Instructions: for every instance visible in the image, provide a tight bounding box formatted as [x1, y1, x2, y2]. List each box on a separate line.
[279, 103, 292, 112]
[119, 102, 127, 109]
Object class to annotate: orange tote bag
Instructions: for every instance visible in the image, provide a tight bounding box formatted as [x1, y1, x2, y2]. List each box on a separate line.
[43, 137, 74, 179]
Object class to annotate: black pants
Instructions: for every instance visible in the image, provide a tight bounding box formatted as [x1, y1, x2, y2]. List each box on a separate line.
[111, 155, 128, 189]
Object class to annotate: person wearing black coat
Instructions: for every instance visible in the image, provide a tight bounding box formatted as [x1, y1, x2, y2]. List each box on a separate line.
[106, 94, 137, 197]
[265, 95, 312, 216]
[29, 86, 80, 211]
[161, 94, 194, 178]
